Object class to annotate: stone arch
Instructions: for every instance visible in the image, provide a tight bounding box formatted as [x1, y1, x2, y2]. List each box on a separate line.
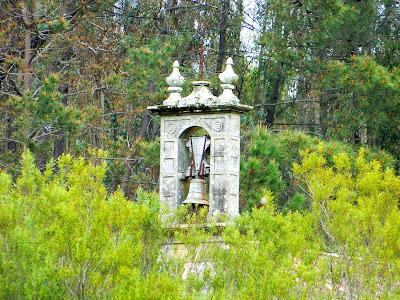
[176, 119, 214, 139]
[178, 125, 211, 140]
[177, 126, 212, 206]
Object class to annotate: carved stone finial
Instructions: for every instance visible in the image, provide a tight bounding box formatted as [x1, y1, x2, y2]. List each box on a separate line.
[163, 60, 185, 106]
[219, 57, 239, 85]
[218, 57, 239, 104]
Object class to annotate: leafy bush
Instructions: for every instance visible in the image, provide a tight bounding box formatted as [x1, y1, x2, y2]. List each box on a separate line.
[0, 150, 170, 298]
[240, 126, 284, 210]
[1, 148, 399, 298]
[240, 126, 395, 211]
[293, 148, 400, 298]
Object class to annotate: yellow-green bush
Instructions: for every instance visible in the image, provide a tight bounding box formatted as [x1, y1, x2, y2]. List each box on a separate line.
[0, 148, 399, 298]
[240, 127, 395, 212]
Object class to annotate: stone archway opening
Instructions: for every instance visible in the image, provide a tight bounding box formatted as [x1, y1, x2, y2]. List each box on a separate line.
[178, 126, 211, 215]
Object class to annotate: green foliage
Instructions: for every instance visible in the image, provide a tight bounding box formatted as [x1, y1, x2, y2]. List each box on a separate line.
[0, 150, 168, 298]
[322, 56, 400, 158]
[129, 138, 160, 193]
[240, 127, 395, 211]
[47, 17, 70, 33]
[0, 0, 398, 295]
[120, 36, 187, 104]
[240, 126, 284, 210]
[1, 149, 399, 298]
[7, 74, 79, 167]
[212, 206, 321, 299]
[1, 0, 398, 205]
[243, 0, 400, 160]
[294, 148, 400, 298]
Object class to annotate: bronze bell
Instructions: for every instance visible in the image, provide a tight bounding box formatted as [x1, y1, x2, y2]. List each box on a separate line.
[182, 178, 209, 206]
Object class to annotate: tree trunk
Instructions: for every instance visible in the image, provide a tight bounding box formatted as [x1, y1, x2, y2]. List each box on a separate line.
[5, 113, 16, 152]
[264, 68, 283, 126]
[139, 110, 151, 138]
[162, 0, 177, 33]
[22, 3, 32, 91]
[255, 20, 267, 108]
[216, 0, 230, 73]
[53, 84, 69, 160]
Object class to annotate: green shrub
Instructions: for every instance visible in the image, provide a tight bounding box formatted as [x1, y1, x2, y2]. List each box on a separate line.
[293, 148, 400, 298]
[1, 147, 399, 299]
[240, 127, 395, 212]
[0, 150, 173, 299]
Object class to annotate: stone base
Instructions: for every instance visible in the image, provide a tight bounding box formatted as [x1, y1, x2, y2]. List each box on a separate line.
[162, 223, 227, 280]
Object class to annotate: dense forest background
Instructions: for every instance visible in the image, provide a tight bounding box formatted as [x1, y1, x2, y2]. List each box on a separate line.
[0, 0, 400, 298]
[1, 0, 399, 199]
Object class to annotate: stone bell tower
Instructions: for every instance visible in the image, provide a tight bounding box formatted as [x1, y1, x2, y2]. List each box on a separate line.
[148, 58, 252, 218]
